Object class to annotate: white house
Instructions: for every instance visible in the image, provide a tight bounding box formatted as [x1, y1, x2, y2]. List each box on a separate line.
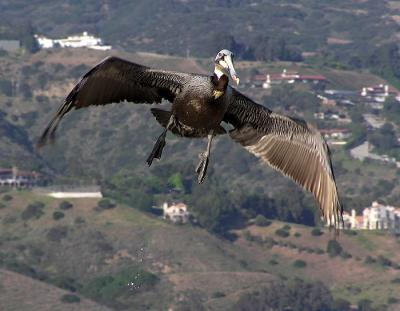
[342, 201, 400, 233]
[0, 167, 41, 188]
[162, 202, 190, 224]
[253, 69, 327, 89]
[35, 32, 111, 50]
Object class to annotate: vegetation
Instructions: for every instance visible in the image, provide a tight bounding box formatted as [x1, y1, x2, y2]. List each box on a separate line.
[327, 240, 343, 258]
[59, 201, 73, 210]
[60, 294, 81, 304]
[275, 227, 290, 238]
[254, 215, 272, 227]
[234, 279, 338, 311]
[46, 226, 68, 242]
[311, 228, 323, 236]
[96, 199, 116, 210]
[52, 211, 65, 220]
[2, 194, 13, 201]
[293, 259, 307, 268]
[82, 266, 159, 306]
[21, 202, 45, 221]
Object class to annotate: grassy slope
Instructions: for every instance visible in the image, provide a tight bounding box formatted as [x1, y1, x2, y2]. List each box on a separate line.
[0, 269, 110, 311]
[0, 190, 399, 310]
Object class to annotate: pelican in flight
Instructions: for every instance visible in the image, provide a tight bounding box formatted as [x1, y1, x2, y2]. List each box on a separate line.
[38, 49, 343, 226]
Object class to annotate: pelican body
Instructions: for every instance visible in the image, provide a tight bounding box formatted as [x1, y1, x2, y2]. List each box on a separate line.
[38, 49, 343, 227]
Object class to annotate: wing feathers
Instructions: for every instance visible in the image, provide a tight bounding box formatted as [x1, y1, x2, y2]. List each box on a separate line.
[225, 88, 343, 227]
[38, 56, 192, 147]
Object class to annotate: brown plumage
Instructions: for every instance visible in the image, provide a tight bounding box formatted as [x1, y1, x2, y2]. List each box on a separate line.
[38, 50, 343, 227]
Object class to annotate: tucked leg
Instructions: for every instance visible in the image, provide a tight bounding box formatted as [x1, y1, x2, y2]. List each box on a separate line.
[146, 116, 173, 166]
[196, 131, 214, 183]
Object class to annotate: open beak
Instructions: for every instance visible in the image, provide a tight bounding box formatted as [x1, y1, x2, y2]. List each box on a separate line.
[225, 55, 240, 85]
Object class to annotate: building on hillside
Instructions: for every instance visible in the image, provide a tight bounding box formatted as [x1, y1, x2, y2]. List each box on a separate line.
[162, 202, 190, 224]
[361, 84, 400, 109]
[0, 167, 41, 188]
[319, 128, 351, 145]
[361, 84, 391, 102]
[0, 40, 20, 52]
[317, 94, 337, 107]
[35, 32, 111, 50]
[342, 201, 400, 233]
[252, 69, 327, 89]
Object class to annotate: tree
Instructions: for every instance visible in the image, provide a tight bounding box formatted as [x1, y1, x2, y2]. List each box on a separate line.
[368, 123, 398, 155]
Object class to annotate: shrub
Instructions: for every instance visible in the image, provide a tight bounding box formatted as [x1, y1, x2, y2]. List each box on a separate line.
[293, 260, 307, 268]
[391, 277, 400, 284]
[377, 255, 392, 267]
[21, 202, 45, 221]
[388, 297, 398, 304]
[82, 266, 159, 303]
[212, 291, 226, 298]
[53, 276, 79, 292]
[254, 215, 272, 227]
[269, 259, 279, 265]
[2, 194, 13, 202]
[294, 232, 301, 237]
[340, 251, 352, 260]
[311, 228, 323, 236]
[53, 211, 65, 220]
[0, 203, 6, 209]
[47, 226, 68, 242]
[326, 240, 342, 258]
[74, 217, 85, 224]
[61, 294, 80, 303]
[97, 199, 116, 210]
[364, 256, 376, 264]
[59, 201, 73, 210]
[275, 228, 290, 238]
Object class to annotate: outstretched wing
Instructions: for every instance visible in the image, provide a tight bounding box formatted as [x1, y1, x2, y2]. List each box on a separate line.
[37, 56, 193, 147]
[223, 88, 343, 227]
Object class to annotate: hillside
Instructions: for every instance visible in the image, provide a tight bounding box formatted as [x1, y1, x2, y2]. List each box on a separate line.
[1, 0, 399, 61]
[0, 269, 110, 311]
[0, 190, 399, 310]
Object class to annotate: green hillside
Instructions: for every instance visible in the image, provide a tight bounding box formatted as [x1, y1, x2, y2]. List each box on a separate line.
[0, 190, 399, 310]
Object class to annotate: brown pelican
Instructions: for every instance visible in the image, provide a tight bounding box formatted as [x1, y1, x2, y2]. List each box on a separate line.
[38, 49, 343, 226]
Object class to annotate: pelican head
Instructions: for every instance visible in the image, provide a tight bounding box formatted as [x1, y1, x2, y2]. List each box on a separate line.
[214, 49, 239, 85]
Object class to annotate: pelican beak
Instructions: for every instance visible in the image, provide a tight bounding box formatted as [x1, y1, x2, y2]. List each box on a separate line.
[225, 55, 239, 85]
